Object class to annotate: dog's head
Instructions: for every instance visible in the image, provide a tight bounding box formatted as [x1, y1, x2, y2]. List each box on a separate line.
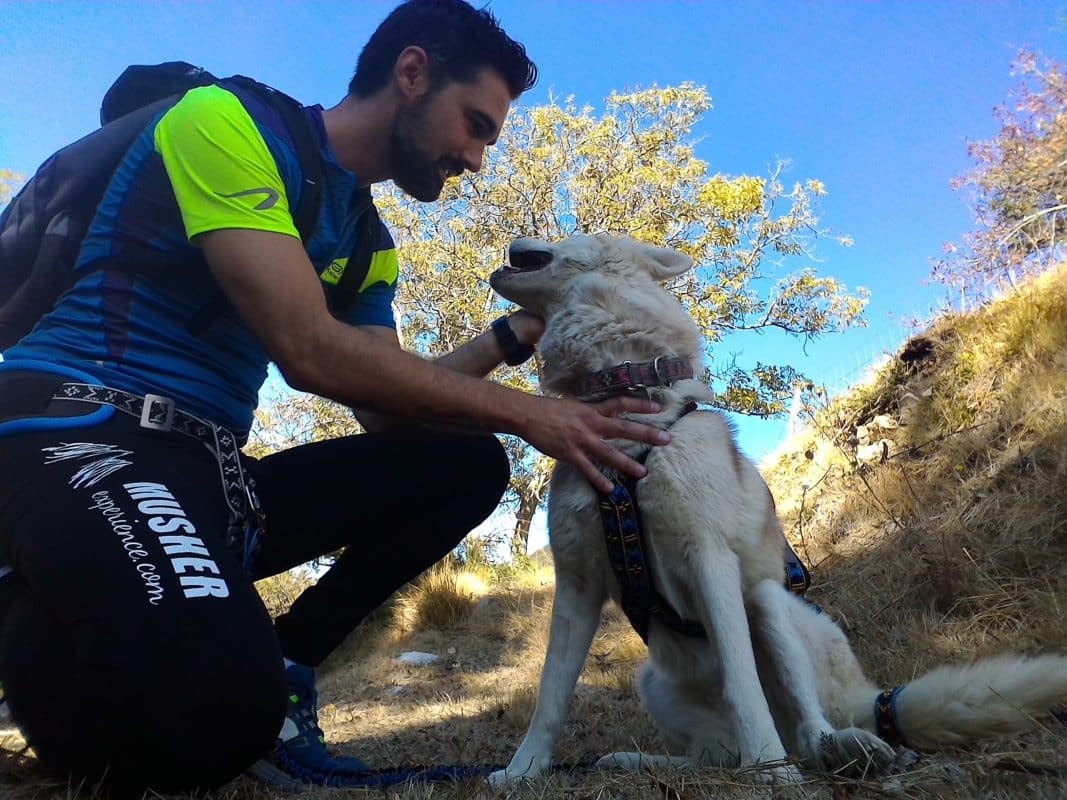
[489, 234, 695, 317]
[490, 234, 709, 402]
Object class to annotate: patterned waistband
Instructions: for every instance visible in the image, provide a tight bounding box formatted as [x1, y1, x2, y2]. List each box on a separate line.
[53, 382, 258, 531]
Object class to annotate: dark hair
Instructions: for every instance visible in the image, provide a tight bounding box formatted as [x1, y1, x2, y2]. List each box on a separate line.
[348, 0, 537, 99]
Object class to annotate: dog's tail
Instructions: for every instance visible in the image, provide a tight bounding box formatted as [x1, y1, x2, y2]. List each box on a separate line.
[852, 654, 1067, 750]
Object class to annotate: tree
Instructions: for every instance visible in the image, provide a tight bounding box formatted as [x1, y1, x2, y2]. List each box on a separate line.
[933, 51, 1067, 302]
[0, 169, 21, 208]
[253, 84, 867, 558]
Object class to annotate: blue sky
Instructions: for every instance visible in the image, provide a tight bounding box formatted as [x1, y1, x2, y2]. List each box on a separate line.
[2, 1, 1064, 461]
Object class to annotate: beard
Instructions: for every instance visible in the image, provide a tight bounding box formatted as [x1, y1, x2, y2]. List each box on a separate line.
[388, 99, 463, 202]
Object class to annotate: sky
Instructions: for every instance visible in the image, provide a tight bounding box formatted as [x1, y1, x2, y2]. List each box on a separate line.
[2, 0, 1065, 467]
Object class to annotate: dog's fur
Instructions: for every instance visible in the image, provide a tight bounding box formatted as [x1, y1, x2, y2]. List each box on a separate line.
[487, 233, 1067, 786]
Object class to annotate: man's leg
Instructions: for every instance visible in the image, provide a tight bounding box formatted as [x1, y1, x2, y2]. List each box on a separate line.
[242, 429, 508, 783]
[248, 429, 510, 665]
[0, 419, 288, 795]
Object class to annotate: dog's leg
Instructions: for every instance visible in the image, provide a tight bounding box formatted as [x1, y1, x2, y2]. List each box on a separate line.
[487, 571, 603, 786]
[597, 659, 736, 772]
[688, 549, 802, 784]
[748, 580, 895, 775]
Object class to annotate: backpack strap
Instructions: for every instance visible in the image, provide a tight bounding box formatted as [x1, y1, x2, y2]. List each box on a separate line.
[225, 76, 323, 243]
[185, 79, 324, 336]
[326, 188, 381, 314]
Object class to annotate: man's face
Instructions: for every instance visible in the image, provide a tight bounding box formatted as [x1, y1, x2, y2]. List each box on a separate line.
[389, 67, 512, 202]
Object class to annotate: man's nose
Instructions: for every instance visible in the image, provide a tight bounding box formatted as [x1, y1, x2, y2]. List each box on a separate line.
[463, 146, 485, 173]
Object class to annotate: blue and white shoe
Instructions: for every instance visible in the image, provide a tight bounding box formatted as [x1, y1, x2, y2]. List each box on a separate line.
[248, 663, 370, 787]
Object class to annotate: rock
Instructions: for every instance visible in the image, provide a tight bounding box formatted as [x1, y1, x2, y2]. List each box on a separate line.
[871, 414, 899, 430]
[857, 439, 893, 464]
[396, 651, 439, 666]
[856, 424, 870, 445]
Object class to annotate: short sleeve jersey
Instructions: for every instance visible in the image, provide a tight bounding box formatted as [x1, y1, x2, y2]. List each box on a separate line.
[6, 84, 399, 439]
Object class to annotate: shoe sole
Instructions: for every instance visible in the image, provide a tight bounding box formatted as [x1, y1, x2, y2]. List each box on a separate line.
[245, 757, 308, 789]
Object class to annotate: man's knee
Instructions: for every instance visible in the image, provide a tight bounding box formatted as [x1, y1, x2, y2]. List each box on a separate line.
[103, 664, 286, 794]
[443, 433, 511, 524]
[465, 433, 511, 502]
[1, 594, 287, 794]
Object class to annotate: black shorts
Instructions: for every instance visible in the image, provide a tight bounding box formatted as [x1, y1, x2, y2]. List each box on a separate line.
[0, 366, 509, 794]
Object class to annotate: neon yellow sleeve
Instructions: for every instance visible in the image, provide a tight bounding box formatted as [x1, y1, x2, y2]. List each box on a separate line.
[153, 85, 300, 241]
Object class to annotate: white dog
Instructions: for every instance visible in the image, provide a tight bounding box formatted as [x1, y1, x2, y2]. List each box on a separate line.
[487, 233, 1067, 786]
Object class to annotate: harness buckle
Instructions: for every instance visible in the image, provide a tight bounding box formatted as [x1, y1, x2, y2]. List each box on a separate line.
[623, 360, 646, 392]
[140, 393, 175, 433]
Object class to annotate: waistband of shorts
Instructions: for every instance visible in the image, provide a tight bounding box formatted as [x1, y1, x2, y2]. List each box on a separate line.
[0, 359, 116, 435]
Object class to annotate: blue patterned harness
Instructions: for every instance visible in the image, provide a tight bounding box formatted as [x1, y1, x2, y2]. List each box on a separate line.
[595, 402, 813, 644]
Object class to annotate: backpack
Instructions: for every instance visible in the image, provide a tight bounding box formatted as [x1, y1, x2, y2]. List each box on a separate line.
[0, 61, 379, 350]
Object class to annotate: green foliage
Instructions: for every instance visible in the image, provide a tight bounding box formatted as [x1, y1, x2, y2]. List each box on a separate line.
[381, 84, 866, 402]
[248, 389, 358, 457]
[256, 567, 315, 618]
[0, 169, 22, 208]
[259, 84, 867, 558]
[934, 50, 1067, 300]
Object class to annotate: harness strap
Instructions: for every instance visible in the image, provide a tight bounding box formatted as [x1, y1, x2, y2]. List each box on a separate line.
[785, 546, 812, 594]
[599, 472, 707, 642]
[598, 402, 707, 642]
[874, 685, 908, 748]
[596, 400, 816, 643]
[51, 382, 264, 568]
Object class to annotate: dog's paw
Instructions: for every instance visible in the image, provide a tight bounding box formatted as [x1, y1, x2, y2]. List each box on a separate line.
[801, 726, 896, 776]
[889, 746, 920, 774]
[748, 762, 805, 786]
[596, 752, 643, 771]
[486, 758, 551, 788]
[596, 752, 691, 772]
[759, 763, 802, 785]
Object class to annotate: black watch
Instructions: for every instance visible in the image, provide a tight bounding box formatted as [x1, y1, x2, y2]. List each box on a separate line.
[491, 315, 537, 366]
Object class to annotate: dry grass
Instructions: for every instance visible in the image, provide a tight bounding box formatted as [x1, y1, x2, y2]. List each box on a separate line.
[2, 266, 1065, 798]
[764, 265, 1067, 675]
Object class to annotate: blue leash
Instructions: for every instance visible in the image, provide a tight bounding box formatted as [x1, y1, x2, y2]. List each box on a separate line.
[258, 748, 596, 789]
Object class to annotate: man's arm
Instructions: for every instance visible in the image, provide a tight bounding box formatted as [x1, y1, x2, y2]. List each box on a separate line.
[199, 228, 668, 492]
[351, 311, 542, 432]
[433, 309, 543, 377]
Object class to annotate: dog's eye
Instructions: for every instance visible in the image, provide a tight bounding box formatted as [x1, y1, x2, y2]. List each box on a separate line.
[509, 249, 553, 271]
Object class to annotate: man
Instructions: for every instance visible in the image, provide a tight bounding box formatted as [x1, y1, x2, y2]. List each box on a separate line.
[0, 0, 669, 794]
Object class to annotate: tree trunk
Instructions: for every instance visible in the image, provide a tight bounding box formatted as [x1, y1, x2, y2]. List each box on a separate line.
[510, 477, 547, 560]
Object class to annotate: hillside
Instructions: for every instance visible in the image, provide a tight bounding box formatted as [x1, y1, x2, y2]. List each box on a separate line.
[1, 265, 1064, 798]
[763, 264, 1067, 674]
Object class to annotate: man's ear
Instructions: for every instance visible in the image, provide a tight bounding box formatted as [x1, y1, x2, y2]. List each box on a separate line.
[634, 242, 695, 282]
[394, 46, 433, 100]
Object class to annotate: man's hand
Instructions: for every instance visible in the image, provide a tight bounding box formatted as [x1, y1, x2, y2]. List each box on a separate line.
[519, 394, 670, 493]
[505, 309, 545, 348]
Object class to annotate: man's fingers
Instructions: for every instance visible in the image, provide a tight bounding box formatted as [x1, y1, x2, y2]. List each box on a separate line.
[594, 395, 662, 417]
[600, 417, 671, 446]
[599, 445, 649, 483]
[579, 456, 617, 493]
[524, 396, 674, 491]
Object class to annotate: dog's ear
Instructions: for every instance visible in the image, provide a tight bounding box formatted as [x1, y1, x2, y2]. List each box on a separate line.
[633, 242, 695, 282]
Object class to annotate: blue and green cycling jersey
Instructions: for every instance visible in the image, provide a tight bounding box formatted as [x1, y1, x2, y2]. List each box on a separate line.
[7, 84, 399, 439]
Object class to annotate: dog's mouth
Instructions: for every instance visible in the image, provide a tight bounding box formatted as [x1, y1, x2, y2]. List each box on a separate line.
[501, 248, 553, 274]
